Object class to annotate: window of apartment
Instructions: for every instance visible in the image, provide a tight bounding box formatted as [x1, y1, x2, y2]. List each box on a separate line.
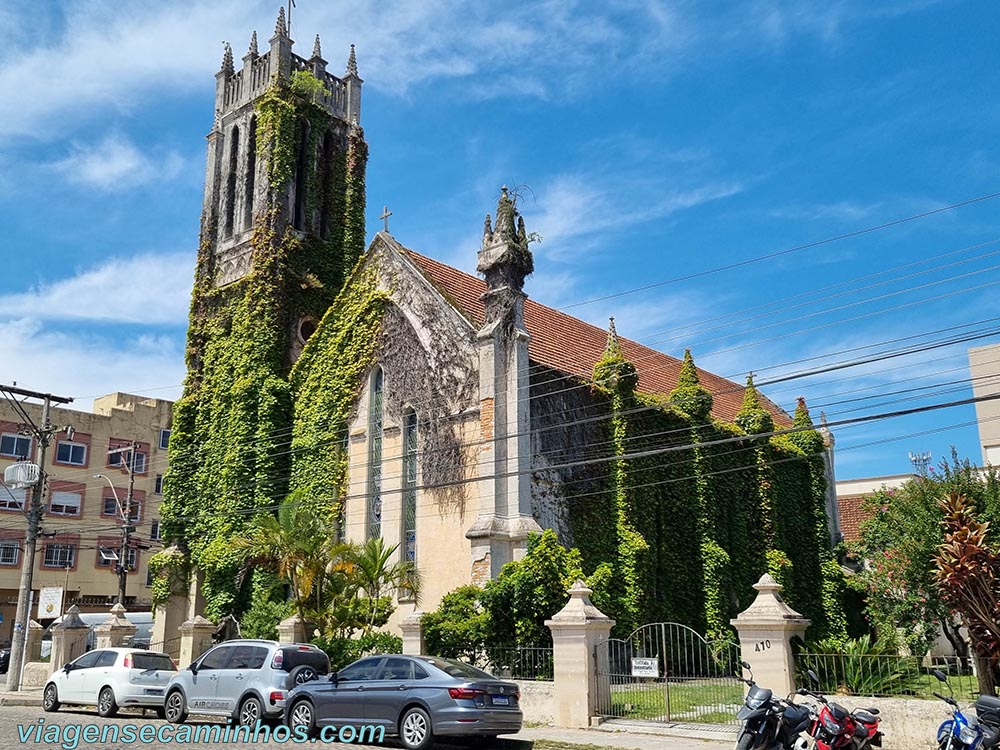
[98, 546, 119, 567]
[49, 491, 82, 517]
[125, 547, 138, 571]
[102, 496, 140, 522]
[367, 367, 384, 540]
[150, 519, 161, 541]
[0, 541, 20, 566]
[154, 475, 164, 495]
[108, 447, 147, 474]
[43, 543, 75, 569]
[146, 567, 155, 587]
[0, 487, 25, 512]
[159, 429, 171, 450]
[0, 433, 31, 459]
[55, 441, 87, 466]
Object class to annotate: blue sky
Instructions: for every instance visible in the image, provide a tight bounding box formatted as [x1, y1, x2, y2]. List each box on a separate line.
[1, 0, 999, 480]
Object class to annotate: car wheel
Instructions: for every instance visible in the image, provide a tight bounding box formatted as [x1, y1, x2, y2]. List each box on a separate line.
[400, 706, 434, 750]
[97, 686, 119, 718]
[42, 683, 60, 712]
[289, 664, 319, 686]
[164, 689, 188, 724]
[238, 695, 264, 727]
[288, 699, 316, 737]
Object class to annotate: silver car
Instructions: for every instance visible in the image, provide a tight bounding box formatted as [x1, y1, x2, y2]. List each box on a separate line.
[163, 639, 329, 726]
[284, 654, 523, 749]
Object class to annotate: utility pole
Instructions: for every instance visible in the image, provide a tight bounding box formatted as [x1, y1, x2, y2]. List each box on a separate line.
[0, 384, 73, 692]
[108, 442, 139, 607]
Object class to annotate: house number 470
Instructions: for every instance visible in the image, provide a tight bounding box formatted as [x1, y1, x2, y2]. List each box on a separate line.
[754, 639, 771, 652]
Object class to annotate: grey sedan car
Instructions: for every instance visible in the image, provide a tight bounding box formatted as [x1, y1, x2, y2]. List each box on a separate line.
[283, 654, 523, 749]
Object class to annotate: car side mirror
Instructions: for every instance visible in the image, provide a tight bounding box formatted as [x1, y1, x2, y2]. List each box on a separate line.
[63, 663, 73, 673]
[328, 671, 339, 683]
[188, 663, 199, 675]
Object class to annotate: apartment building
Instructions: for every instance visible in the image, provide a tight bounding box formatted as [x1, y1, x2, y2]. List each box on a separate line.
[0, 392, 172, 640]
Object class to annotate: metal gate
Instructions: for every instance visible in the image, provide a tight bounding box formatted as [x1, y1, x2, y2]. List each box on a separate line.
[595, 622, 743, 726]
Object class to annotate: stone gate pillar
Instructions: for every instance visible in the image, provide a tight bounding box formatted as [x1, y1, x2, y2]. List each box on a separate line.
[151, 594, 187, 660]
[400, 611, 425, 655]
[277, 613, 309, 644]
[93, 603, 137, 649]
[25, 620, 43, 663]
[545, 580, 615, 729]
[178, 616, 216, 668]
[731, 573, 810, 697]
[50, 606, 90, 675]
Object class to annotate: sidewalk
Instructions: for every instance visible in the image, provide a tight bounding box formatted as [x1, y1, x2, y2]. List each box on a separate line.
[0, 687, 41, 706]
[512, 725, 732, 749]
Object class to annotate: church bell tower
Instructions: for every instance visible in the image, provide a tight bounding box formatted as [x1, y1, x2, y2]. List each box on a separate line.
[194, 7, 367, 366]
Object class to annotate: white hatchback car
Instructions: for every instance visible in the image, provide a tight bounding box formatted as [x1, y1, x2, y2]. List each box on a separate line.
[43, 648, 177, 717]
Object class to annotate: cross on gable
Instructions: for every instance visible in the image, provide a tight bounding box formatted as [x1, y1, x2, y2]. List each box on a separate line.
[379, 205, 392, 233]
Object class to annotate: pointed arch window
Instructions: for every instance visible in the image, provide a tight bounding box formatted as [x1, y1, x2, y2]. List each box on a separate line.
[243, 116, 257, 230]
[367, 367, 384, 539]
[319, 129, 334, 239]
[224, 125, 239, 238]
[402, 409, 418, 564]
[292, 119, 310, 230]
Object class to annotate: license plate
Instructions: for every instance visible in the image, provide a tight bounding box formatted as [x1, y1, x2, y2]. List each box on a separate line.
[144, 689, 163, 696]
[492, 695, 509, 706]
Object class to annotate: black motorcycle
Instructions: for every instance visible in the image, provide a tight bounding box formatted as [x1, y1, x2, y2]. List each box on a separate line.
[736, 661, 813, 750]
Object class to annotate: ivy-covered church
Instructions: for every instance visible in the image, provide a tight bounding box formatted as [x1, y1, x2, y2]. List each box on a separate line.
[159, 12, 846, 641]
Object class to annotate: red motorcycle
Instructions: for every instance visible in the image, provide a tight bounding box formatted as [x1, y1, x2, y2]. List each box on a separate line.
[795, 670, 883, 750]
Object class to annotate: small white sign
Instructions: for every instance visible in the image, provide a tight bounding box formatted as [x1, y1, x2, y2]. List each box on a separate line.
[631, 657, 659, 678]
[38, 587, 63, 620]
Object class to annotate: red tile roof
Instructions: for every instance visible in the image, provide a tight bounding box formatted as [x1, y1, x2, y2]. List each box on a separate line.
[837, 495, 869, 544]
[401, 247, 789, 425]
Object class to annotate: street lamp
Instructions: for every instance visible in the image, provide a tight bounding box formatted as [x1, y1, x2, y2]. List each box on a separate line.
[95, 451, 137, 606]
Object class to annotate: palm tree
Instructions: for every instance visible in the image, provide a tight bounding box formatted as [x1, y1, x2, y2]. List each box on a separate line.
[342, 537, 421, 631]
[233, 492, 330, 627]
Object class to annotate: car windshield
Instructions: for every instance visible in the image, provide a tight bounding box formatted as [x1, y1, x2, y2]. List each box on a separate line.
[132, 653, 174, 671]
[418, 656, 496, 680]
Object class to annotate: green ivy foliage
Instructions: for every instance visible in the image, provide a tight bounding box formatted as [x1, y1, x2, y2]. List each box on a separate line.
[569, 350, 845, 643]
[480, 529, 605, 647]
[161, 72, 368, 619]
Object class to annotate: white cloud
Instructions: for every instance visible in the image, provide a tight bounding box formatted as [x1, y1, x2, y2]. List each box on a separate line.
[523, 173, 743, 261]
[51, 134, 184, 191]
[0, 252, 193, 324]
[0, 318, 186, 411]
[0, 0, 939, 140]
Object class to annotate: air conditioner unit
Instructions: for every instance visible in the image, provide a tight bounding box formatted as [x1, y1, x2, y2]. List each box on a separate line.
[3, 462, 39, 489]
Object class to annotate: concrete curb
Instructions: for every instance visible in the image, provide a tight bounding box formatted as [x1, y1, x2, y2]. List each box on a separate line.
[0, 691, 42, 707]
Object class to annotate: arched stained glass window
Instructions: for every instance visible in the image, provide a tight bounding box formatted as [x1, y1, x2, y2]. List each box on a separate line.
[402, 409, 418, 563]
[367, 367, 384, 539]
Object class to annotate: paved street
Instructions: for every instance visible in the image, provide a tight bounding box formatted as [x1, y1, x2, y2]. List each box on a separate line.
[0, 703, 732, 750]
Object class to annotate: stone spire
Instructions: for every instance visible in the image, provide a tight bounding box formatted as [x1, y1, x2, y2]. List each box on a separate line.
[594, 316, 637, 395]
[483, 214, 494, 245]
[735, 373, 774, 435]
[247, 30, 258, 57]
[221, 42, 234, 75]
[669, 348, 713, 420]
[311, 34, 323, 60]
[346, 44, 359, 77]
[606, 317, 621, 356]
[274, 6, 288, 37]
[477, 186, 534, 296]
